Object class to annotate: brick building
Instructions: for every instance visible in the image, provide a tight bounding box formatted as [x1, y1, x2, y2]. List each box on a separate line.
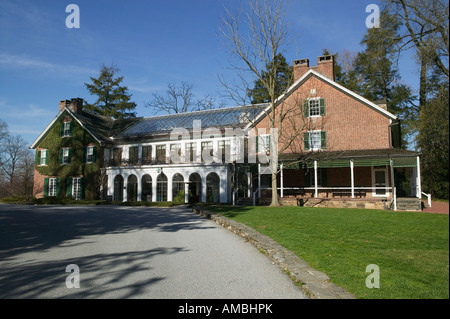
[30, 55, 423, 210]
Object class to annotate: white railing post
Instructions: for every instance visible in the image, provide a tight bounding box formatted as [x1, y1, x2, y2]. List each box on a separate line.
[393, 187, 397, 211]
[350, 159, 355, 199]
[314, 160, 318, 198]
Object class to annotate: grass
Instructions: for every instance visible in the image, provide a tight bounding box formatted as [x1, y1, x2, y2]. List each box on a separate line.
[201, 205, 449, 299]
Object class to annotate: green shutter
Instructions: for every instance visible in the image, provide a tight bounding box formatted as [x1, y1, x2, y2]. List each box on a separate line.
[92, 146, 97, 163]
[66, 177, 73, 198]
[43, 178, 49, 197]
[37, 151, 41, 165]
[80, 177, 85, 200]
[59, 149, 63, 164]
[55, 178, 61, 197]
[45, 150, 49, 165]
[303, 100, 309, 117]
[68, 148, 72, 164]
[69, 122, 73, 136]
[320, 98, 326, 116]
[255, 136, 259, 153]
[321, 131, 327, 149]
[303, 132, 310, 151]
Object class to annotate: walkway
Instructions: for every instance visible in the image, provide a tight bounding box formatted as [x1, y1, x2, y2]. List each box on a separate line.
[423, 201, 449, 215]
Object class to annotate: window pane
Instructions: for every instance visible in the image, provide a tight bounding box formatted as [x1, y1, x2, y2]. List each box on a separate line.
[309, 99, 320, 117]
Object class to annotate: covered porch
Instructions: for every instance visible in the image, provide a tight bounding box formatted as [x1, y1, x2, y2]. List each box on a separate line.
[254, 149, 423, 210]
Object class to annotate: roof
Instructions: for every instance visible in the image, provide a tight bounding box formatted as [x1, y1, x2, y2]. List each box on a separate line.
[245, 69, 398, 131]
[279, 148, 420, 168]
[116, 104, 267, 139]
[30, 107, 141, 148]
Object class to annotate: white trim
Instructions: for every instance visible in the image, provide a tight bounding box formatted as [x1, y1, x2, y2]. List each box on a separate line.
[372, 166, 389, 197]
[244, 69, 397, 131]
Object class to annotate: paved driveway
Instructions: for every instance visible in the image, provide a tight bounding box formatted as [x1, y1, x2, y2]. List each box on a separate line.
[0, 204, 307, 299]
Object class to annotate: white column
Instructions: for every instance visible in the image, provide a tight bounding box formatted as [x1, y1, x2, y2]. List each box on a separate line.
[247, 172, 251, 198]
[314, 160, 318, 198]
[417, 156, 422, 198]
[152, 173, 157, 202]
[350, 159, 355, 199]
[390, 159, 395, 199]
[258, 164, 261, 197]
[280, 163, 284, 198]
[184, 182, 189, 204]
[168, 173, 173, 202]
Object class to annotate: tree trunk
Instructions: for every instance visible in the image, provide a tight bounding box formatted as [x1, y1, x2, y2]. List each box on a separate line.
[270, 171, 280, 206]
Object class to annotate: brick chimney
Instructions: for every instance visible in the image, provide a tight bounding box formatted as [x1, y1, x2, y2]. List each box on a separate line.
[316, 55, 334, 80]
[59, 98, 84, 114]
[293, 55, 335, 82]
[59, 99, 70, 112]
[293, 58, 309, 82]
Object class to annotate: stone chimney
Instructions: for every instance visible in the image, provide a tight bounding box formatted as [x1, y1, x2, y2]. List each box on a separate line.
[59, 98, 84, 114]
[293, 58, 309, 82]
[316, 55, 334, 80]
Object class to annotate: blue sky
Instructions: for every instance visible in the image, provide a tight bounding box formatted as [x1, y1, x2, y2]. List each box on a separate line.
[0, 0, 420, 146]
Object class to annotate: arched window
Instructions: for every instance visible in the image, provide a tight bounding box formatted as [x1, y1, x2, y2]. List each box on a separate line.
[141, 174, 152, 201]
[113, 175, 124, 202]
[172, 173, 185, 201]
[127, 175, 138, 202]
[206, 172, 220, 203]
[157, 173, 168, 202]
[188, 173, 201, 203]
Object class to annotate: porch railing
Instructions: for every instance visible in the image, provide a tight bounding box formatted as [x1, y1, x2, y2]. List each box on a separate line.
[422, 192, 432, 208]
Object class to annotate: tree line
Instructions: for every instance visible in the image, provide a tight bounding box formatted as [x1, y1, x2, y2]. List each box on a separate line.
[0, 120, 34, 199]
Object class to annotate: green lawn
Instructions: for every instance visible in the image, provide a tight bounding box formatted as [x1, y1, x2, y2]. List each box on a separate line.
[202, 205, 449, 299]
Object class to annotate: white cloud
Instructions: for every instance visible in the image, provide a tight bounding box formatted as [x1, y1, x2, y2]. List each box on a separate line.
[0, 54, 96, 75]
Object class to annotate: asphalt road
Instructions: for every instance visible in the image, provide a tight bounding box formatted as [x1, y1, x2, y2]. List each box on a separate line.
[0, 204, 307, 299]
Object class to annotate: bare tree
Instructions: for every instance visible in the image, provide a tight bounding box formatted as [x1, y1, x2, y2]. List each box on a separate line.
[387, 0, 449, 78]
[146, 82, 223, 114]
[219, 0, 294, 206]
[0, 134, 29, 188]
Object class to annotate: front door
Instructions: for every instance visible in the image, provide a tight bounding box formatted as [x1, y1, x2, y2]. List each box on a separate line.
[373, 167, 388, 196]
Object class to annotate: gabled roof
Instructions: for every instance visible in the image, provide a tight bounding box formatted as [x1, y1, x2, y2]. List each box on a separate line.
[244, 69, 398, 131]
[29, 107, 141, 149]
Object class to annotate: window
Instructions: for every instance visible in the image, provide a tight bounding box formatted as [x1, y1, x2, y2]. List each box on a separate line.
[156, 145, 166, 163]
[61, 121, 73, 137]
[303, 98, 325, 117]
[60, 148, 71, 164]
[128, 146, 138, 165]
[257, 135, 271, 153]
[142, 146, 152, 164]
[38, 150, 48, 166]
[185, 142, 197, 163]
[310, 131, 322, 150]
[67, 177, 84, 200]
[303, 131, 327, 151]
[86, 146, 96, 163]
[219, 140, 231, 163]
[201, 141, 213, 163]
[170, 143, 181, 164]
[48, 178, 58, 197]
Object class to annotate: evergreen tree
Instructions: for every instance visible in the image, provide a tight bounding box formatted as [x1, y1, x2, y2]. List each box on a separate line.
[84, 65, 137, 119]
[352, 10, 416, 146]
[248, 53, 293, 104]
